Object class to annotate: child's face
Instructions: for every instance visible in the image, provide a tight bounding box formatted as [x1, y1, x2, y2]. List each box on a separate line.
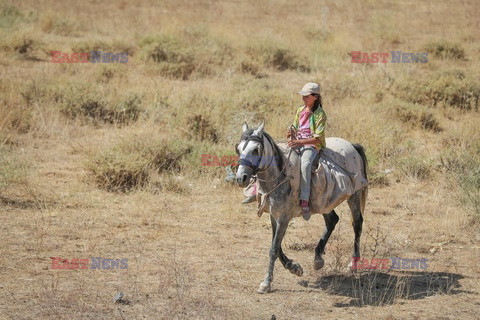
[302, 94, 317, 108]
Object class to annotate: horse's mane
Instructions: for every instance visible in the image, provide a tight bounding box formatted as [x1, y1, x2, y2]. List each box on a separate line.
[241, 128, 284, 171]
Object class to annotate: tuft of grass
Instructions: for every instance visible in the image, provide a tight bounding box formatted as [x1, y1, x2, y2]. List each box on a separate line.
[392, 101, 442, 132]
[139, 31, 232, 79]
[424, 39, 466, 60]
[0, 30, 44, 60]
[71, 39, 135, 59]
[0, 5, 37, 29]
[53, 82, 142, 125]
[441, 148, 480, 220]
[394, 70, 480, 111]
[397, 156, 432, 181]
[185, 114, 218, 143]
[245, 39, 310, 72]
[40, 13, 79, 36]
[0, 144, 29, 190]
[85, 136, 193, 192]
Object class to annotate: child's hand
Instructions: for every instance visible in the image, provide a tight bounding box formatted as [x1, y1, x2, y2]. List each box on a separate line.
[287, 140, 302, 148]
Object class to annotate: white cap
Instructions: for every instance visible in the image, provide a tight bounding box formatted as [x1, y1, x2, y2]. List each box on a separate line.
[298, 82, 320, 96]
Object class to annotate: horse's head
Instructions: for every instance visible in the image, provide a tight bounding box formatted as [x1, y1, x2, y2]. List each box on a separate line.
[235, 122, 266, 187]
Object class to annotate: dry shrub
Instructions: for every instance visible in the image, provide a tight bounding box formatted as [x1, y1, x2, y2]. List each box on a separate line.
[441, 148, 480, 219]
[424, 39, 466, 60]
[0, 5, 37, 29]
[392, 101, 442, 132]
[186, 114, 218, 143]
[139, 31, 232, 79]
[86, 136, 193, 192]
[71, 39, 135, 59]
[394, 70, 480, 111]
[397, 156, 432, 181]
[0, 30, 44, 60]
[40, 13, 79, 36]
[55, 83, 142, 125]
[245, 39, 310, 72]
[326, 75, 362, 100]
[0, 144, 29, 190]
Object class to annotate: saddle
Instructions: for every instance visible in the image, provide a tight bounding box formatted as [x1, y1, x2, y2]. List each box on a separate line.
[260, 139, 368, 215]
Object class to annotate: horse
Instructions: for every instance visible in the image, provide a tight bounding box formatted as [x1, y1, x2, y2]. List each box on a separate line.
[235, 122, 368, 294]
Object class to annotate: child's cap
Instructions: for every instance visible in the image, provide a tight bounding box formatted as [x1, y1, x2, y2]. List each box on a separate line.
[298, 82, 320, 96]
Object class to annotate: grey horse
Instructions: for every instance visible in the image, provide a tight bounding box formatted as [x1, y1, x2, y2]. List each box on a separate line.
[235, 122, 368, 294]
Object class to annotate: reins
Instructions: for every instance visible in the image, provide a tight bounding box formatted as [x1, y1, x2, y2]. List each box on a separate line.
[239, 133, 295, 217]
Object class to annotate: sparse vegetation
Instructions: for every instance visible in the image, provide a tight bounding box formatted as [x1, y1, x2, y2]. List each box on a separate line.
[1, 0, 479, 318]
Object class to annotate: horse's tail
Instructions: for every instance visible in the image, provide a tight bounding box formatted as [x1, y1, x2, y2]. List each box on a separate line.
[352, 143, 368, 182]
[352, 143, 368, 213]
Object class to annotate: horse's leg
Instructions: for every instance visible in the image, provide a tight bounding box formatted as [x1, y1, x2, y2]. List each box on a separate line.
[347, 190, 364, 269]
[314, 210, 339, 270]
[258, 216, 289, 294]
[270, 215, 303, 277]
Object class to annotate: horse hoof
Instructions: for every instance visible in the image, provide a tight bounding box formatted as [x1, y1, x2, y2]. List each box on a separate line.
[257, 282, 271, 294]
[314, 258, 325, 270]
[348, 259, 359, 272]
[291, 263, 303, 277]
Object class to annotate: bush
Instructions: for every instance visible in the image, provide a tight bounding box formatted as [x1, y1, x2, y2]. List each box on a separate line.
[441, 149, 480, 219]
[0, 144, 28, 190]
[86, 136, 193, 192]
[397, 156, 432, 180]
[245, 40, 310, 72]
[55, 83, 142, 125]
[0, 30, 43, 60]
[40, 14, 79, 36]
[71, 39, 135, 59]
[392, 101, 442, 132]
[0, 5, 37, 29]
[424, 40, 465, 60]
[394, 71, 480, 111]
[139, 31, 232, 79]
[186, 114, 218, 143]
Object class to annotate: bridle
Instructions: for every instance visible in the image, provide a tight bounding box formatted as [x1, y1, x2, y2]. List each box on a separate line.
[237, 134, 265, 174]
[237, 133, 287, 181]
[236, 131, 293, 217]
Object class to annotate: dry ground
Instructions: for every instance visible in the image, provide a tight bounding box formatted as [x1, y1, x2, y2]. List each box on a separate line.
[0, 129, 479, 319]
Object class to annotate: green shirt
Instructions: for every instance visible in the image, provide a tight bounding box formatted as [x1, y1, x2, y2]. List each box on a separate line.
[292, 105, 327, 149]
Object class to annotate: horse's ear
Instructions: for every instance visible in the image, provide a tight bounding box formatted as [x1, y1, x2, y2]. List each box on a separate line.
[242, 122, 249, 133]
[254, 121, 265, 136]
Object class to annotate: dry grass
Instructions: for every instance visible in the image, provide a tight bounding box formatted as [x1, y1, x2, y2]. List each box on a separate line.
[1, 0, 480, 319]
